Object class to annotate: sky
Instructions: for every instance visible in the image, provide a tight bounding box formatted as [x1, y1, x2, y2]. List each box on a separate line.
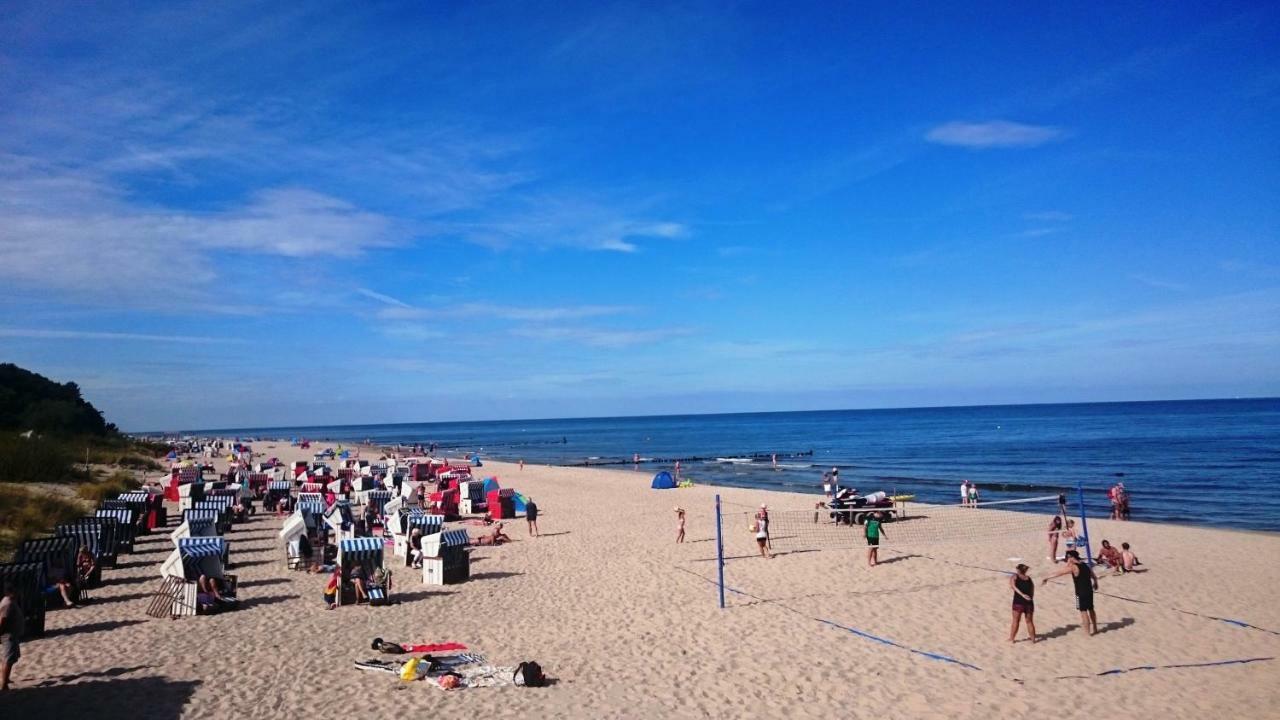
[1, 1, 1277, 431]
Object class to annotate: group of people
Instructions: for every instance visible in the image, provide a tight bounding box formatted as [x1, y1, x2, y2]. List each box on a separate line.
[1007, 549, 1101, 644]
[959, 480, 980, 507]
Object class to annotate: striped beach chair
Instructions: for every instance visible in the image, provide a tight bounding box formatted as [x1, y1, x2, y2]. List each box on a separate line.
[337, 537, 386, 606]
[421, 529, 471, 586]
[55, 522, 107, 585]
[16, 535, 83, 605]
[183, 508, 223, 535]
[60, 516, 121, 567]
[0, 562, 47, 638]
[96, 506, 138, 550]
[157, 537, 234, 618]
[193, 499, 233, 533]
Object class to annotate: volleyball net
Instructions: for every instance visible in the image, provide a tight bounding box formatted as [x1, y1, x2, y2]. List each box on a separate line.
[720, 494, 1071, 553]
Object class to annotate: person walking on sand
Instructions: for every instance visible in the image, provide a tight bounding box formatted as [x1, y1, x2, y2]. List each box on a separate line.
[865, 512, 885, 567]
[675, 507, 686, 543]
[756, 504, 771, 550]
[1043, 550, 1099, 635]
[1009, 564, 1037, 643]
[525, 498, 539, 537]
[1, 580, 25, 691]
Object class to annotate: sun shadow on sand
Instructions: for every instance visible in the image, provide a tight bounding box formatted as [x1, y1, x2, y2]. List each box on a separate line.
[96, 591, 155, 604]
[874, 554, 920, 565]
[1096, 617, 1136, 635]
[1040, 623, 1080, 640]
[237, 577, 292, 589]
[40, 619, 147, 639]
[9, 676, 201, 719]
[392, 589, 457, 603]
[535, 531, 572, 537]
[237, 594, 300, 609]
[34, 665, 154, 687]
[468, 571, 524, 581]
[101, 575, 160, 586]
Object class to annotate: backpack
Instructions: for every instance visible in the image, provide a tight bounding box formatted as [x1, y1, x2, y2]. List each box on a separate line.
[513, 660, 546, 687]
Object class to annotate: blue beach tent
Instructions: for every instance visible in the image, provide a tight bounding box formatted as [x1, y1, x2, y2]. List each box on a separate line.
[651, 471, 676, 490]
[512, 493, 528, 514]
[482, 477, 501, 494]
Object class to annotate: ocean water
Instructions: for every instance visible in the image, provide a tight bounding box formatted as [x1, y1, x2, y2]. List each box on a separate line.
[187, 399, 1280, 532]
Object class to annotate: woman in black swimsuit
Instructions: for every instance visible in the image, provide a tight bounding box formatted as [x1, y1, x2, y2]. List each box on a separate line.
[1008, 563, 1036, 644]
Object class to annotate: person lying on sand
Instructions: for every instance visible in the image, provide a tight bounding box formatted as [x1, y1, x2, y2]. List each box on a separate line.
[473, 522, 511, 546]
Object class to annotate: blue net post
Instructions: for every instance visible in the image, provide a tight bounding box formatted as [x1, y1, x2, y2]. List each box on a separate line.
[1076, 480, 1094, 566]
[715, 494, 726, 609]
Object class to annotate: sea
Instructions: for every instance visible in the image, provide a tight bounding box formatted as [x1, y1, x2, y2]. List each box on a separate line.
[177, 398, 1280, 532]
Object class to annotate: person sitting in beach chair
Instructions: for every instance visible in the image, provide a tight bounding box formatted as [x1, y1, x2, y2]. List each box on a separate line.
[198, 574, 231, 604]
[473, 522, 510, 546]
[324, 567, 340, 609]
[46, 560, 76, 609]
[75, 546, 96, 587]
[350, 565, 370, 604]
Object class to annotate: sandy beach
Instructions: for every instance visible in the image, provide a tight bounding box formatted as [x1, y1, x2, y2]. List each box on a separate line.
[5, 443, 1279, 719]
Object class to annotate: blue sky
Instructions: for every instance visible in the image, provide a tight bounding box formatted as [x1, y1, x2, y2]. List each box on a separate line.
[1, 2, 1277, 431]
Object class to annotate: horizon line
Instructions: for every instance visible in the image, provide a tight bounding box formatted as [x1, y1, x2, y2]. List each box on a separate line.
[129, 394, 1279, 435]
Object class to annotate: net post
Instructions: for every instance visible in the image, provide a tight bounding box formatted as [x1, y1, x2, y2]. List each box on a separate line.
[715, 494, 725, 609]
[1076, 480, 1094, 566]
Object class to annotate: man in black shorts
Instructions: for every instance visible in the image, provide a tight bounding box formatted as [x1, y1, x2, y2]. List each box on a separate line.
[1, 580, 25, 690]
[1043, 550, 1099, 635]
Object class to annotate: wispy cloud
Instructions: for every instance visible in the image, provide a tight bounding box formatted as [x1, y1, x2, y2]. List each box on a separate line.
[378, 302, 633, 322]
[1016, 227, 1062, 238]
[356, 288, 412, 308]
[509, 325, 696, 348]
[0, 327, 245, 344]
[926, 121, 1066, 148]
[1130, 274, 1188, 291]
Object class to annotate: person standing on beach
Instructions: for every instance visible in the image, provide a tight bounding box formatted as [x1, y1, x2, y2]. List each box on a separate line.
[960, 480, 970, 507]
[756, 504, 771, 550]
[525, 498, 539, 537]
[1043, 550, 1099, 635]
[865, 512, 885, 567]
[1008, 564, 1037, 643]
[1047, 516, 1063, 563]
[1, 580, 24, 690]
[753, 518, 772, 559]
[675, 507, 686, 543]
[968, 482, 979, 507]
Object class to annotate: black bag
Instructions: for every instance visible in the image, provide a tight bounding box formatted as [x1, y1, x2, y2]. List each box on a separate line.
[513, 660, 546, 687]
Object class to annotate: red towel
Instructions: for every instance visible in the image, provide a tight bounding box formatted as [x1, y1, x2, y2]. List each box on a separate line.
[401, 642, 468, 653]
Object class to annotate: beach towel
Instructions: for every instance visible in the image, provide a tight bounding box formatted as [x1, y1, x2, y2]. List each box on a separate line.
[402, 642, 468, 653]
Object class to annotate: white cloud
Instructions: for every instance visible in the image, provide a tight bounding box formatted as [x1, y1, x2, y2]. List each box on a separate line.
[926, 121, 1065, 148]
[0, 327, 245, 344]
[1024, 211, 1074, 222]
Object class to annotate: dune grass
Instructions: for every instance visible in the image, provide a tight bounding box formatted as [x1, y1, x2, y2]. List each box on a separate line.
[0, 484, 90, 562]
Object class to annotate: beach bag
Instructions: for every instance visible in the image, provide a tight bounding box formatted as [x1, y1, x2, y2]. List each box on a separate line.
[513, 661, 546, 687]
[399, 657, 421, 681]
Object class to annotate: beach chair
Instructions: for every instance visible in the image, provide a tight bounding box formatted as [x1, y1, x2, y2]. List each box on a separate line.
[193, 499, 233, 533]
[183, 508, 224, 536]
[0, 562, 47, 638]
[55, 522, 109, 585]
[248, 473, 270, 499]
[279, 512, 310, 570]
[15, 535, 83, 606]
[421, 530, 471, 586]
[96, 506, 138, 551]
[158, 537, 235, 617]
[336, 537, 387, 606]
[398, 511, 444, 563]
[60, 516, 121, 568]
[177, 481, 205, 512]
[325, 500, 356, 544]
[264, 480, 292, 512]
[117, 491, 164, 532]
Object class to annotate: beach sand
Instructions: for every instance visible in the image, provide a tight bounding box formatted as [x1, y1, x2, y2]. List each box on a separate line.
[5, 444, 1279, 719]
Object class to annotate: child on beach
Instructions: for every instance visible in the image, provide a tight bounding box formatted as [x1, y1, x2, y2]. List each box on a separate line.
[324, 567, 339, 610]
[865, 512, 885, 567]
[675, 507, 686, 543]
[1121, 542, 1140, 572]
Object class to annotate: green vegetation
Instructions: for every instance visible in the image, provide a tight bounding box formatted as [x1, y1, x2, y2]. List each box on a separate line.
[0, 363, 162, 559]
[0, 484, 91, 561]
[0, 363, 114, 436]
